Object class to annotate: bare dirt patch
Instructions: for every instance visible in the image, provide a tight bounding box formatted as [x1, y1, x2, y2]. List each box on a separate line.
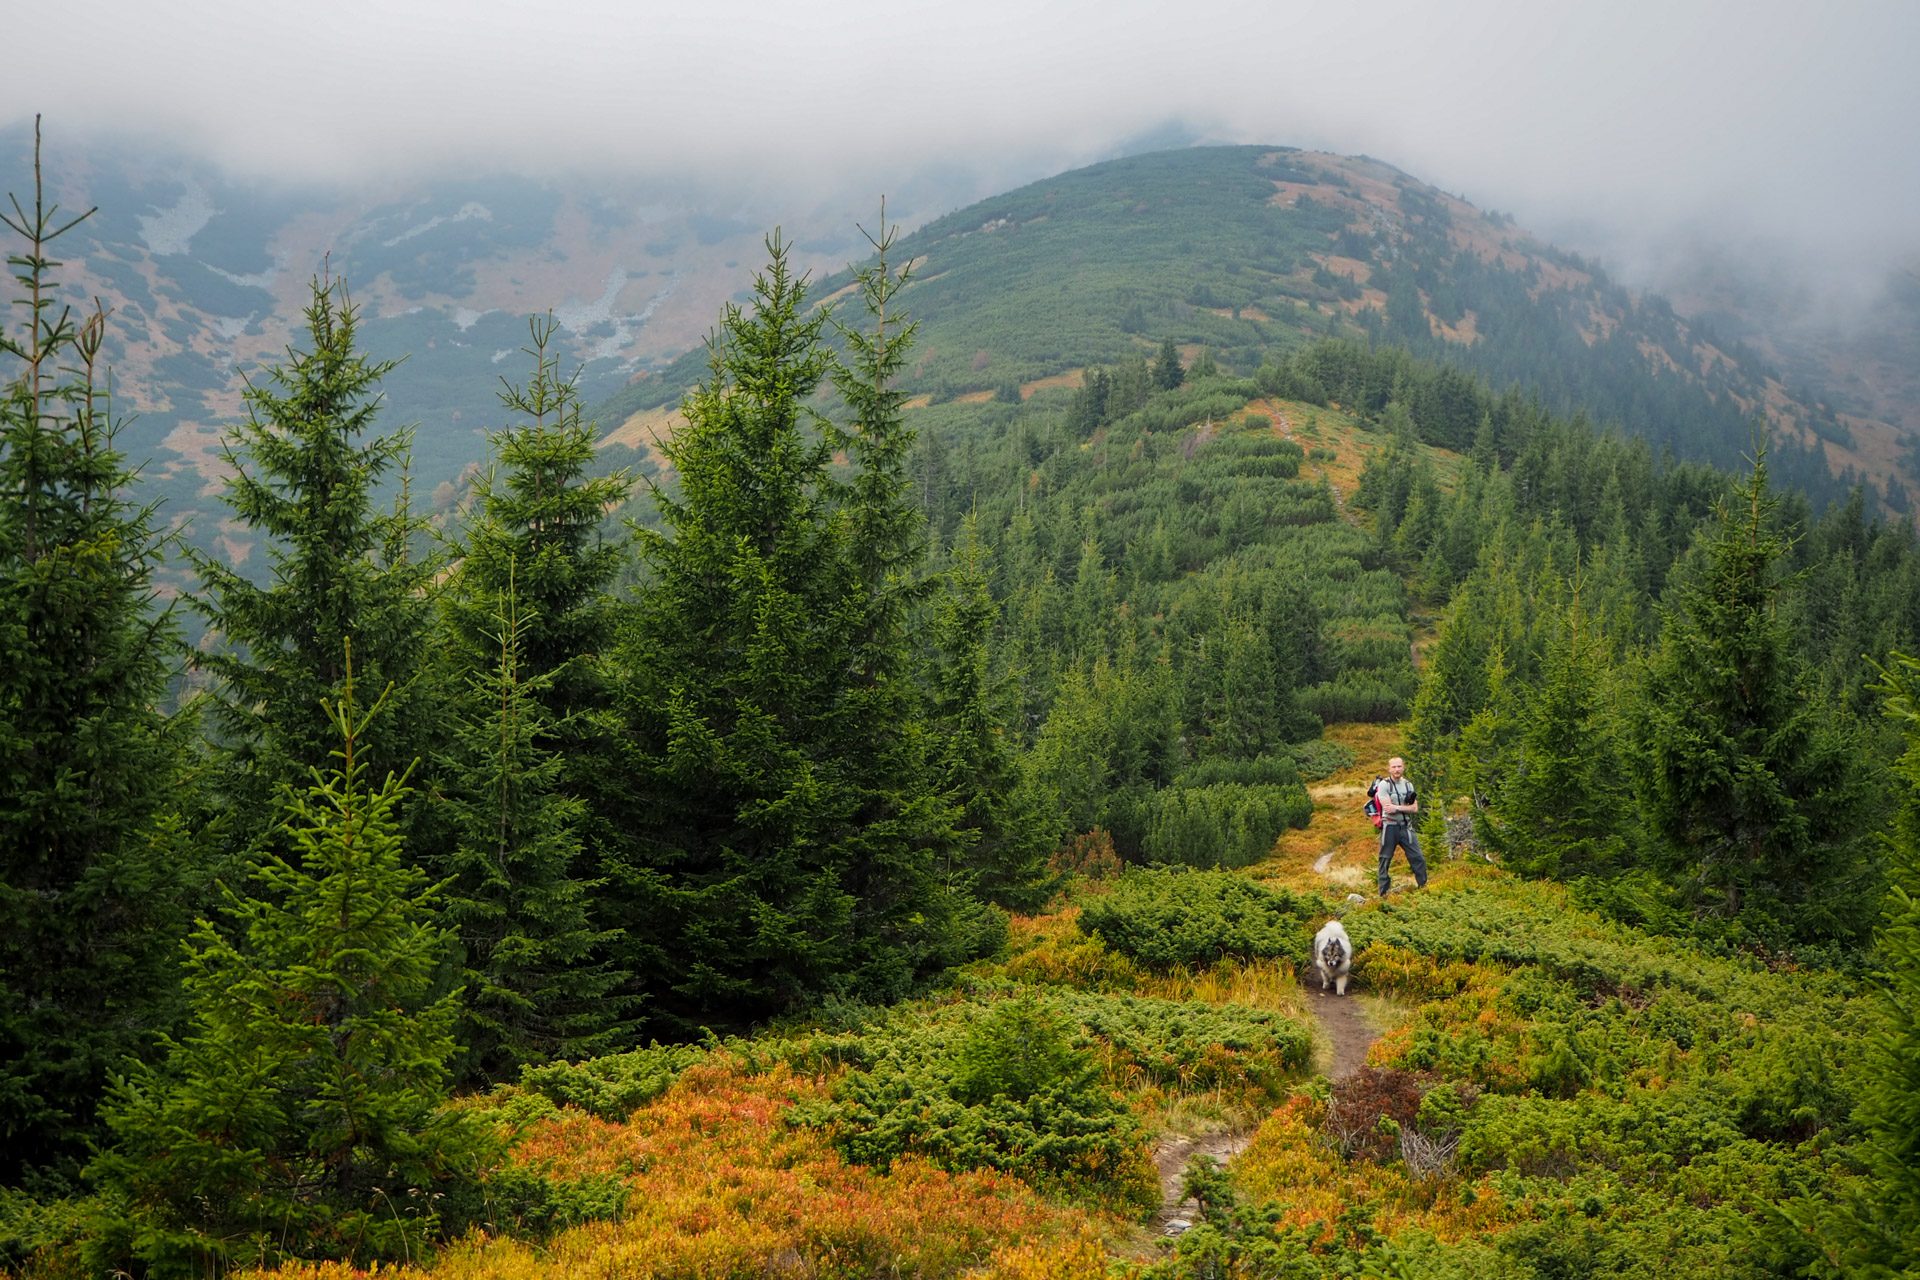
[1307, 986, 1377, 1080]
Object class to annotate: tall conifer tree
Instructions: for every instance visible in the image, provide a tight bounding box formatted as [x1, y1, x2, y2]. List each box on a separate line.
[192, 277, 438, 840]
[1787, 650, 1920, 1274]
[612, 230, 977, 1030]
[828, 213, 988, 984]
[1152, 337, 1184, 390]
[434, 587, 630, 1080]
[0, 125, 198, 1183]
[1477, 579, 1635, 880]
[1631, 453, 1871, 941]
[929, 515, 1057, 909]
[444, 315, 632, 718]
[436, 318, 636, 1076]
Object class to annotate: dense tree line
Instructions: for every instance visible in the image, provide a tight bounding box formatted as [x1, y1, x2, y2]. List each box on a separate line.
[1363, 350, 1920, 949]
[0, 185, 1413, 1221]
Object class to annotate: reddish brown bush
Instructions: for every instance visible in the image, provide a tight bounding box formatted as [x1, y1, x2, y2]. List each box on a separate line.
[1049, 828, 1121, 881]
[1321, 1066, 1423, 1164]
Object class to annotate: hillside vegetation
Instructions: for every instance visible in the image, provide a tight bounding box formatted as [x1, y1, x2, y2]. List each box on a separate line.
[600, 147, 1900, 512]
[3, 136, 1919, 1280]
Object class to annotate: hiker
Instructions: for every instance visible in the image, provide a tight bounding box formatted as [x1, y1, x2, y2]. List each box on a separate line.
[1374, 756, 1427, 895]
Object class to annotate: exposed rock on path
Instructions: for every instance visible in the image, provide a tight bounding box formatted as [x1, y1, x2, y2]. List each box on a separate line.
[1151, 1129, 1252, 1235]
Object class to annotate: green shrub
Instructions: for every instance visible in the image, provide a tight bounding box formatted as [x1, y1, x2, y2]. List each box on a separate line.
[822, 1066, 1147, 1203]
[1077, 868, 1316, 969]
[949, 995, 1094, 1105]
[1300, 676, 1407, 724]
[998, 981, 1313, 1092]
[1174, 753, 1303, 789]
[519, 1043, 709, 1121]
[792, 983, 1307, 1207]
[793, 995, 1137, 1204]
[440, 1166, 630, 1239]
[1290, 739, 1357, 780]
[1143, 782, 1311, 868]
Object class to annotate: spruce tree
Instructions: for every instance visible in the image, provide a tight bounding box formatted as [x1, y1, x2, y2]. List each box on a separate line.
[0, 123, 198, 1183]
[612, 231, 976, 1030]
[828, 212, 988, 984]
[929, 515, 1057, 910]
[1848, 650, 1920, 1264]
[1787, 650, 1920, 1274]
[1152, 337, 1185, 391]
[89, 663, 485, 1277]
[434, 585, 630, 1081]
[444, 314, 633, 717]
[1477, 581, 1635, 881]
[192, 276, 438, 840]
[1631, 453, 1871, 942]
[435, 319, 636, 1078]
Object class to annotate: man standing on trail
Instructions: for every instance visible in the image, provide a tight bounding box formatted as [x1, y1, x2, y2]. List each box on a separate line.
[1376, 756, 1427, 896]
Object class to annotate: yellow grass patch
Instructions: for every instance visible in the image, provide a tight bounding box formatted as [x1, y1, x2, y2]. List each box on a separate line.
[1020, 370, 1084, 399]
[1431, 310, 1479, 345]
[974, 1229, 1110, 1280]
[598, 405, 683, 452]
[986, 909, 1309, 1021]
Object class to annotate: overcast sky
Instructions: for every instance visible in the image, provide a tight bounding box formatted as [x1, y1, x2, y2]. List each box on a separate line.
[8, 0, 1916, 289]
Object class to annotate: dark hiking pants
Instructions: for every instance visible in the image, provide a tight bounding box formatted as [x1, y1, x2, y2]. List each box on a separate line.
[1378, 822, 1427, 894]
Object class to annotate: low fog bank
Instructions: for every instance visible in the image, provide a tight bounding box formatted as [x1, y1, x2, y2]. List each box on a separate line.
[6, 0, 1915, 290]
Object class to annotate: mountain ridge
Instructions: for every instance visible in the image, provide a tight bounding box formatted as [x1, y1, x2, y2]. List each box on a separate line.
[597, 145, 1911, 513]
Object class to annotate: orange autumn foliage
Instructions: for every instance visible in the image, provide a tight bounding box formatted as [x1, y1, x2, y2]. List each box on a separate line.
[1230, 1095, 1523, 1247]
[975, 1228, 1114, 1280]
[244, 1059, 1099, 1280]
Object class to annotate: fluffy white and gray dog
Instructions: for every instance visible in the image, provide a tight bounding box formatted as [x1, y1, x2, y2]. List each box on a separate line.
[1313, 920, 1353, 996]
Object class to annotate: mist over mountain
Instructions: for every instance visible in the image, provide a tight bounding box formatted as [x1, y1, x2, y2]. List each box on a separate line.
[601, 145, 1915, 513]
[6, 124, 1917, 612]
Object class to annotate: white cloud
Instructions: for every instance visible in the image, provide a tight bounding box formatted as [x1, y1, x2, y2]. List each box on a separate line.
[7, 0, 1917, 277]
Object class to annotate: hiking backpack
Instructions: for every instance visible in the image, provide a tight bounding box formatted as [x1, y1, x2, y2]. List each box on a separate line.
[1363, 778, 1385, 830]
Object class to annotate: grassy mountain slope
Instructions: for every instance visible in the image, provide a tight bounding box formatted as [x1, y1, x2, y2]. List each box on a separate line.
[603, 145, 1903, 512]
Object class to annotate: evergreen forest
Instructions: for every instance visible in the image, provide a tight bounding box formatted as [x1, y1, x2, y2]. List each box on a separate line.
[4, 135, 1920, 1280]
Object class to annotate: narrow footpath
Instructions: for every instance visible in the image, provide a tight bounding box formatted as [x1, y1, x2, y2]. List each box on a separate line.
[1154, 723, 1397, 1237]
[1308, 983, 1376, 1080]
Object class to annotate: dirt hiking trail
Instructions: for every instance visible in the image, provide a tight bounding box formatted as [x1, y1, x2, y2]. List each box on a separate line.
[1154, 722, 1396, 1237]
[1308, 985, 1376, 1079]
